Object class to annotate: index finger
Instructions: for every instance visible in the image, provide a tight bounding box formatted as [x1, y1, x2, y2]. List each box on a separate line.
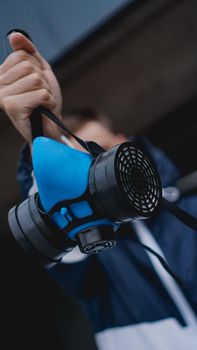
[0, 50, 42, 74]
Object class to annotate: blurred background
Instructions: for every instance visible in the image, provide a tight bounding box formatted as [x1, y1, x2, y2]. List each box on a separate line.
[0, 0, 197, 349]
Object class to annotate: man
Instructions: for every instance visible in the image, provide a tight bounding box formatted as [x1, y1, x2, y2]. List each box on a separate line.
[1, 32, 197, 349]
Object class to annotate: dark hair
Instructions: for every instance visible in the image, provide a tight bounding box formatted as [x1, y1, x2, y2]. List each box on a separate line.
[62, 108, 113, 134]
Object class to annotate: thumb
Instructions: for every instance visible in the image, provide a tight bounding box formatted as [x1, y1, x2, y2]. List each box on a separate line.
[8, 32, 48, 68]
[9, 32, 36, 54]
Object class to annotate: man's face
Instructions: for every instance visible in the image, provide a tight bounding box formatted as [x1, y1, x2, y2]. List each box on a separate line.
[69, 120, 127, 151]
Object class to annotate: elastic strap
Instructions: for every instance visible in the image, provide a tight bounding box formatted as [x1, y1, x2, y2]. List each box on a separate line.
[30, 107, 88, 149]
[30, 108, 44, 140]
[30, 107, 104, 158]
[162, 197, 197, 232]
[132, 240, 183, 286]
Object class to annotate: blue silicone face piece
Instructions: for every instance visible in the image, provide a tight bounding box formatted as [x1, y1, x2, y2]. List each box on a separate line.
[32, 137, 118, 237]
[32, 137, 92, 213]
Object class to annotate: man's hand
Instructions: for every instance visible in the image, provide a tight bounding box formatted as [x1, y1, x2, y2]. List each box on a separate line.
[0, 32, 63, 143]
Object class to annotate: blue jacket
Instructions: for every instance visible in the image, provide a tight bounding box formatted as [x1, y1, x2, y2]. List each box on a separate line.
[17, 139, 197, 349]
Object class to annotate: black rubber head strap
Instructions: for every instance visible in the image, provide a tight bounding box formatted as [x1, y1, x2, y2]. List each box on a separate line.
[30, 108, 44, 140]
[30, 106, 105, 158]
[162, 197, 197, 232]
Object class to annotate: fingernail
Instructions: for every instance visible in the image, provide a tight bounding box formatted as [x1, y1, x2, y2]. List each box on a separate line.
[6, 28, 33, 42]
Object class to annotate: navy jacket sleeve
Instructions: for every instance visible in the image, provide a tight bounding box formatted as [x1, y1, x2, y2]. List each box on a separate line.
[17, 144, 33, 199]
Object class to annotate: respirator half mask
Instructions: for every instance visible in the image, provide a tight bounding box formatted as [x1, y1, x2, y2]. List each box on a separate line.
[8, 108, 162, 265]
